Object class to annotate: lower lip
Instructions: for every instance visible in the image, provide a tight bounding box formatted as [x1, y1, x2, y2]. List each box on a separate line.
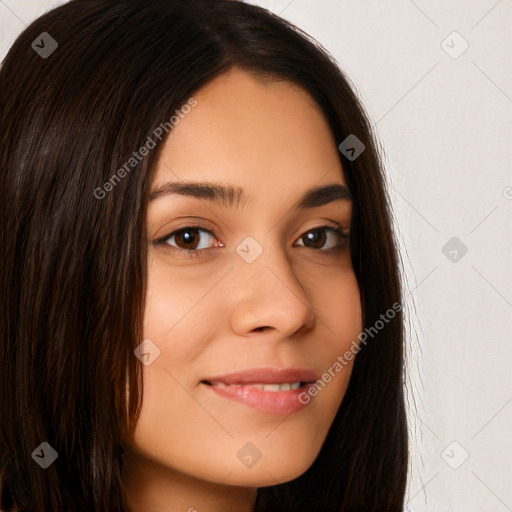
[203, 383, 314, 415]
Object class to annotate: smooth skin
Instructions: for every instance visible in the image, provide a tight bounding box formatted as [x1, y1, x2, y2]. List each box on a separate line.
[122, 67, 363, 512]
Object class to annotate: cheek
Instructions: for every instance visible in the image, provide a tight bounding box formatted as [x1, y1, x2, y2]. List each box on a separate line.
[142, 258, 222, 348]
[143, 262, 194, 334]
[305, 269, 362, 407]
[333, 272, 362, 341]
[308, 263, 363, 345]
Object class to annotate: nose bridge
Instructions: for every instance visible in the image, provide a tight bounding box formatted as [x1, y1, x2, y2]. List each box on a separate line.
[229, 233, 316, 337]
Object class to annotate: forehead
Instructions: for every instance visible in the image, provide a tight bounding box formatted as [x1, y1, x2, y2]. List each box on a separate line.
[153, 67, 346, 195]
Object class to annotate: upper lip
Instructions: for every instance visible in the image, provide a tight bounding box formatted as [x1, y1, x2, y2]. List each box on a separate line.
[201, 366, 319, 385]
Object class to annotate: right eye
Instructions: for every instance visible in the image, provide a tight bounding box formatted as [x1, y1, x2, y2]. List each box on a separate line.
[154, 226, 224, 258]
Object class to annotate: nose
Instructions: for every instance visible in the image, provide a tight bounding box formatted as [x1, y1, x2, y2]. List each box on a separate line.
[229, 242, 317, 340]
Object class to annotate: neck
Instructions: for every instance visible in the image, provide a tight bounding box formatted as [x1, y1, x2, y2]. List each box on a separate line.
[121, 449, 257, 512]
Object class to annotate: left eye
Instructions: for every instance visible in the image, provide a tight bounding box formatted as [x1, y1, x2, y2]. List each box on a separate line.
[156, 225, 348, 256]
[294, 226, 348, 250]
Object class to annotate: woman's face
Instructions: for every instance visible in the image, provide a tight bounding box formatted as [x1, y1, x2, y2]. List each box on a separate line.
[125, 68, 362, 488]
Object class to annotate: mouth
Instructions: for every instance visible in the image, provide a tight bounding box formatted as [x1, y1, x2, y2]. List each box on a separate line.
[201, 380, 310, 391]
[200, 367, 318, 415]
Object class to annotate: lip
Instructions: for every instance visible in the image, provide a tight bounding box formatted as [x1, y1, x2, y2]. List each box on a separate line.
[202, 367, 319, 385]
[201, 366, 319, 415]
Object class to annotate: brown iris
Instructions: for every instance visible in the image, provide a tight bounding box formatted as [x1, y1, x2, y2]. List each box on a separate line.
[173, 228, 202, 250]
[302, 229, 327, 249]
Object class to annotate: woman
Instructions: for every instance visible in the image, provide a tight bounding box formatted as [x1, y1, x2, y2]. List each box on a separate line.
[0, 1, 408, 510]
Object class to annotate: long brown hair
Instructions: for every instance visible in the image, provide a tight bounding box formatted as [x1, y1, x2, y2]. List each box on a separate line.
[0, 1, 407, 510]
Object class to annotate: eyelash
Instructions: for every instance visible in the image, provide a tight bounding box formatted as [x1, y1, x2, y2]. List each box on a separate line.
[153, 224, 350, 259]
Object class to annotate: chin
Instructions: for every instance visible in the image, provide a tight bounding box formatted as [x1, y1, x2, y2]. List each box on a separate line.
[222, 442, 320, 488]
[224, 462, 312, 488]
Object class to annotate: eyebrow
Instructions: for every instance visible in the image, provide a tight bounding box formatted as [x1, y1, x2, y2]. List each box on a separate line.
[149, 180, 352, 210]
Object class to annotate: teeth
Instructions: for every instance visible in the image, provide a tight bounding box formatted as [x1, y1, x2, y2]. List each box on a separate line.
[210, 381, 302, 391]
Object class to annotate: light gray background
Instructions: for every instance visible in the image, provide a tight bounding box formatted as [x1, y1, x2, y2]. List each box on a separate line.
[1, 1, 511, 510]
